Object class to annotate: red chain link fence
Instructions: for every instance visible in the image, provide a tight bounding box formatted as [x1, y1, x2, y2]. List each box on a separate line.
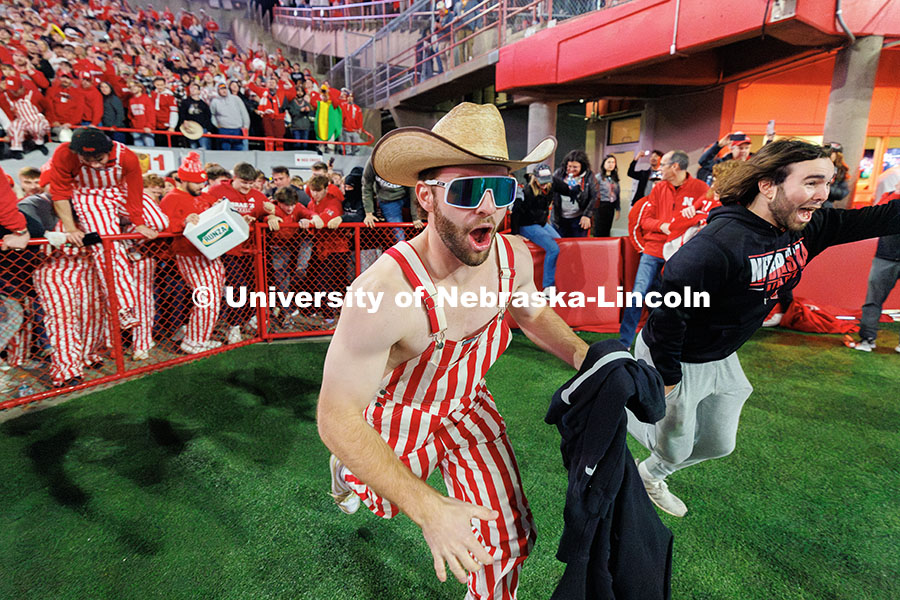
[0, 222, 421, 411]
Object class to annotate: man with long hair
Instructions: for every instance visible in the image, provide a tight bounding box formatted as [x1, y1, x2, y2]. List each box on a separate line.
[629, 139, 900, 517]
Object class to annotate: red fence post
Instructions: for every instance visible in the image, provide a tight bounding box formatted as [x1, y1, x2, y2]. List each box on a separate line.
[254, 223, 270, 342]
[354, 225, 362, 277]
[100, 239, 127, 375]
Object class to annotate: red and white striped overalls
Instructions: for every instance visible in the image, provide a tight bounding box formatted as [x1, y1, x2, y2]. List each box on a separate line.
[342, 235, 535, 600]
[33, 224, 106, 385]
[7, 92, 50, 151]
[122, 195, 170, 355]
[71, 142, 140, 329]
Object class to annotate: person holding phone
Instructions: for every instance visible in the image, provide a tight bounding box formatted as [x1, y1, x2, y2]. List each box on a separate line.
[697, 131, 753, 186]
[627, 149, 663, 206]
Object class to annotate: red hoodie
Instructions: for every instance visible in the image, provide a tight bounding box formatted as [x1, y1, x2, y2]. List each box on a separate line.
[636, 174, 710, 259]
[45, 84, 85, 125]
[128, 94, 156, 130]
[159, 188, 216, 258]
[0, 166, 27, 232]
[206, 181, 269, 255]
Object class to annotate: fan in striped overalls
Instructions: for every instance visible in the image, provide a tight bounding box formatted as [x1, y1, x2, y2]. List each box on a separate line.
[319, 103, 588, 599]
[45, 128, 162, 331]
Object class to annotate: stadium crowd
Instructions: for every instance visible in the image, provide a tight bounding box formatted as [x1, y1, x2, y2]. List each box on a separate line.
[0, 124, 401, 395]
[0, 0, 365, 159]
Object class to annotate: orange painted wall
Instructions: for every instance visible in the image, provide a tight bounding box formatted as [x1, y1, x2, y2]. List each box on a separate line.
[729, 49, 900, 136]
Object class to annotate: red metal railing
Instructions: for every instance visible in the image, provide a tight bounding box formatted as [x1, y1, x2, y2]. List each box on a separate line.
[93, 125, 375, 155]
[0, 222, 421, 411]
[275, 0, 417, 28]
[389, 0, 551, 89]
[332, 0, 553, 105]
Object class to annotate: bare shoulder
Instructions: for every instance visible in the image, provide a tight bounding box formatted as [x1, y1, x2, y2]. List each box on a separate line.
[332, 251, 422, 352]
[502, 234, 536, 292]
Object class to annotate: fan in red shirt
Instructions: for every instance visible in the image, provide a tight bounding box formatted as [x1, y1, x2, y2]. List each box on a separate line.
[159, 152, 225, 354]
[340, 89, 363, 154]
[46, 73, 86, 128]
[0, 74, 50, 159]
[79, 73, 104, 126]
[205, 162, 272, 344]
[150, 77, 179, 144]
[306, 174, 348, 321]
[248, 77, 289, 151]
[127, 81, 156, 146]
[265, 186, 316, 325]
[10, 44, 50, 90]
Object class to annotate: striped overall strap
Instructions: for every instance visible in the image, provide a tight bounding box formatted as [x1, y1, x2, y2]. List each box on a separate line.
[496, 234, 516, 310]
[385, 242, 448, 348]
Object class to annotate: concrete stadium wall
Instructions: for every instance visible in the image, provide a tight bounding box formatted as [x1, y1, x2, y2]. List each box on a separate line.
[3, 144, 368, 180]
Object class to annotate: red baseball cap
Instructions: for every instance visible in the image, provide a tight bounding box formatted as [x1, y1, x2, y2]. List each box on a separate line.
[2, 74, 22, 90]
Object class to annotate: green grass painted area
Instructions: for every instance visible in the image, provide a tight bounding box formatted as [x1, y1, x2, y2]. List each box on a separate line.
[1, 324, 898, 600]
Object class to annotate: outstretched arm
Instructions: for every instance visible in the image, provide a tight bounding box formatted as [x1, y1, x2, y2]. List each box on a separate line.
[505, 236, 588, 369]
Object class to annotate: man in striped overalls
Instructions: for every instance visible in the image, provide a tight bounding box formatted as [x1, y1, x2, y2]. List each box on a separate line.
[46, 128, 162, 331]
[318, 103, 588, 599]
[0, 74, 50, 160]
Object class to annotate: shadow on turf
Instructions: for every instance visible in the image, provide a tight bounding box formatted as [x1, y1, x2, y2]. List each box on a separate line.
[223, 368, 319, 422]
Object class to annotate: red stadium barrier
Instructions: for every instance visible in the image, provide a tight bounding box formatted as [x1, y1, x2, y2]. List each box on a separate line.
[794, 238, 900, 312]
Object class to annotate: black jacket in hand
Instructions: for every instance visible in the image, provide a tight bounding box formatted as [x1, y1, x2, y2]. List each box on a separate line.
[546, 340, 672, 600]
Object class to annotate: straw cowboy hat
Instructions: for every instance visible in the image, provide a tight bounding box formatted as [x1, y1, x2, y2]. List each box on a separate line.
[372, 102, 556, 187]
[179, 120, 204, 141]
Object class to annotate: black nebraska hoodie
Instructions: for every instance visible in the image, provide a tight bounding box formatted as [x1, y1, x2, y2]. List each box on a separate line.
[642, 199, 900, 385]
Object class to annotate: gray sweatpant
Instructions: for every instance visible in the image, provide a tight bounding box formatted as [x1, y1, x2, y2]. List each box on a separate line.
[628, 331, 753, 480]
[859, 256, 900, 342]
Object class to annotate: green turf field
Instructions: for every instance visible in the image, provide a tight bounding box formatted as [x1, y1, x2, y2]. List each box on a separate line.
[1, 325, 898, 600]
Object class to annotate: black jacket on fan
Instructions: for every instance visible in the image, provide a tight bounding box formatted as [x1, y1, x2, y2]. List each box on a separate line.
[642, 199, 900, 385]
[546, 340, 672, 600]
[511, 177, 570, 233]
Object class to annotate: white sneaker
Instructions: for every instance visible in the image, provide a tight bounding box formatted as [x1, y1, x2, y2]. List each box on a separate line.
[226, 325, 242, 344]
[180, 340, 223, 354]
[851, 339, 876, 352]
[171, 325, 186, 342]
[637, 460, 687, 517]
[329, 454, 360, 515]
[762, 312, 783, 328]
[133, 341, 156, 361]
[895, 344, 900, 354]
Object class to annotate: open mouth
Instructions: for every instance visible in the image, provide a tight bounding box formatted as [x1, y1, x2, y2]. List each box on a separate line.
[468, 224, 494, 251]
[796, 206, 817, 223]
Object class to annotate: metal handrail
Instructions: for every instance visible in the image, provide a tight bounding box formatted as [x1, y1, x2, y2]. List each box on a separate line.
[93, 125, 375, 155]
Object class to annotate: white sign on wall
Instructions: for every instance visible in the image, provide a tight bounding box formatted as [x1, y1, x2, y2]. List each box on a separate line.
[294, 153, 322, 168]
